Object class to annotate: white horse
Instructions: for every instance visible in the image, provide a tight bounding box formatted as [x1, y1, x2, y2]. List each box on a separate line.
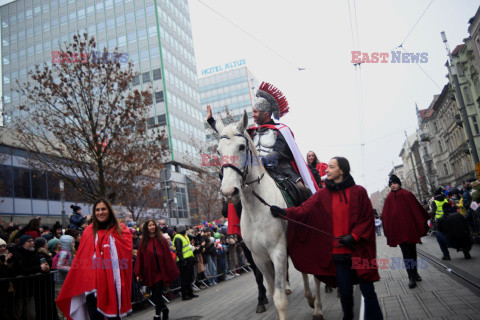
[217, 110, 324, 320]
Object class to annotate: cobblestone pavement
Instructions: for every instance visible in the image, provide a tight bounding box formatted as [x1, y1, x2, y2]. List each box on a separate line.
[128, 235, 480, 320]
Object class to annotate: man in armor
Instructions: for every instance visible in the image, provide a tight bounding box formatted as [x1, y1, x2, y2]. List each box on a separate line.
[207, 81, 318, 203]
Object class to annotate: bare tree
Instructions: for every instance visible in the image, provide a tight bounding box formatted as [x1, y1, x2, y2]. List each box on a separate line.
[13, 33, 167, 212]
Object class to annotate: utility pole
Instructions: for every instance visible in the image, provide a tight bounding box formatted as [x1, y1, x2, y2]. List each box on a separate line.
[405, 131, 423, 202]
[441, 31, 480, 164]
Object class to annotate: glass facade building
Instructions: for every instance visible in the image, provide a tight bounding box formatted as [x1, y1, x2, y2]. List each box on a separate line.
[0, 0, 203, 221]
[199, 66, 258, 142]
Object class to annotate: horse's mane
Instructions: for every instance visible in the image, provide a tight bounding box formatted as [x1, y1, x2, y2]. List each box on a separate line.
[221, 124, 266, 174]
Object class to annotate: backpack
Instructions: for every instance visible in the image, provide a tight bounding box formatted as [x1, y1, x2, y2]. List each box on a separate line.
[52, 250, 71, 270]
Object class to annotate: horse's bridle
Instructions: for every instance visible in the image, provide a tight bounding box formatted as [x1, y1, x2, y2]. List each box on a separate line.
[219, 133, 264, 187]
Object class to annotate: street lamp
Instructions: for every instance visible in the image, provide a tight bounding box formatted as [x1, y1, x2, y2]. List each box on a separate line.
[59, 180, 66, 233]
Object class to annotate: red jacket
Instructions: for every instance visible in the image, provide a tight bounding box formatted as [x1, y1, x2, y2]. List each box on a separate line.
[382, 188, 430, 246]
[134, 236, 179, 287]
[286, 184, 380, 286]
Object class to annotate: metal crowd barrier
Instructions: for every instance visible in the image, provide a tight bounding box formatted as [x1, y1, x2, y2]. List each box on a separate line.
[0, 271, 59, 320]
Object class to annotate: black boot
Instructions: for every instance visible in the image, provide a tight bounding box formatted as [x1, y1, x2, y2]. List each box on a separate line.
[414, 272, 422, 282]
[162, 307, 169, 320]
[464, 251, 472, 259]
[408, 277, 417, 289]
[154, 315, 161, 320]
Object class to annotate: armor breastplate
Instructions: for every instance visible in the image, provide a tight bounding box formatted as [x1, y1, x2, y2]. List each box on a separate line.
[252, 128, 277, 158]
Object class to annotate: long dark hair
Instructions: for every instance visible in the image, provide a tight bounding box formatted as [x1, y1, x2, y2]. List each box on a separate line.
[141, 219, 164, 248]
[332, 156, 351, 176]
[92, 198, 122, 236]
[24, 218, 41, 232]
[306, 151, 320, 166]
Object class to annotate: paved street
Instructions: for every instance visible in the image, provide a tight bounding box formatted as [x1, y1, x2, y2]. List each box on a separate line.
[129, 235, 480, 320]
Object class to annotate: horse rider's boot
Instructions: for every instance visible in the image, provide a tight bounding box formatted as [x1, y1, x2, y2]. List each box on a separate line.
[154, 315, 161, 320]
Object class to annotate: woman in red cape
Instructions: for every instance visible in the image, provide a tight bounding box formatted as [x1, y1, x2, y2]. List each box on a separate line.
[271, 157, 383, 320]
[306, 151, 328, 187]
[134, 220, 179, 320]
[56, 198, 133, 319]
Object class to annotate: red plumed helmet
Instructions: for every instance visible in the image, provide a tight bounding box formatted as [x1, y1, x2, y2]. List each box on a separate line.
[255, 82, 289, 119]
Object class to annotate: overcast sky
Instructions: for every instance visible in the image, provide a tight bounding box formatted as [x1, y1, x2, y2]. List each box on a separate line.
[189, 0, 480, 195]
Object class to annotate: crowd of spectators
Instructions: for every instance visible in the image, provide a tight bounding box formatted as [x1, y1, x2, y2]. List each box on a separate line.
[422, 180, 480, 260]
[0, 213, 250, 319]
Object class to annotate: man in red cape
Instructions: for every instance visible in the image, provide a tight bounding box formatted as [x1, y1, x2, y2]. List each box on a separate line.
[382, 174, 429, 289]
[271, 157, 383, 320]
[56, 220, 132, 319]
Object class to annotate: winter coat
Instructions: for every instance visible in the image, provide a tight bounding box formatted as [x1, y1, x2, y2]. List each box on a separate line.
[382, 188, 430, 246]
[286, 175, 380, 286]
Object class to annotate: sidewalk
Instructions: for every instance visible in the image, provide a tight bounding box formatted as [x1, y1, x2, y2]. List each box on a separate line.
[129, 235, 480, 319]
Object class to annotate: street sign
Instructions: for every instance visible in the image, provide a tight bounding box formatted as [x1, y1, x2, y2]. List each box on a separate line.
[476, 162, 480, 181]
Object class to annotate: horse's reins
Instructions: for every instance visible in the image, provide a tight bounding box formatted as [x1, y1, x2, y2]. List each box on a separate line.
[219, 132, 342, 248]
[250, 189, 343, 248]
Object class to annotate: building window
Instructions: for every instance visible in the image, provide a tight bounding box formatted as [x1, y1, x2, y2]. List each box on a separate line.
[463, 87, 472, 104]
[132, 75, 140, 86]
[152, 68, 162, 80]
[13, 167, 31, 198]
[473, 116, 479, 135]
[155, 91, 164, 102]
[157, 114, 166, 125]
[142, 71, 151, 83]
[31, 170, 47, 199]
[0, 165, 13, 197]
[443, 163, 448, 176]
[438, 140, 443, 153]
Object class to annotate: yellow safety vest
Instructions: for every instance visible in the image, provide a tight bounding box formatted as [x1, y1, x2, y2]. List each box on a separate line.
[434, 199, 448, 219]
[173, 234, 193, 261]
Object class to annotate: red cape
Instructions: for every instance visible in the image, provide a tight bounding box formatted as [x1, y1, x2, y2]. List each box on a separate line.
[227, 203, 241, 236]
[134, 236, 179, 287]
[56, 223, 133, 319]
[382, 188, 430, 246]
[286, 185, 380, 286]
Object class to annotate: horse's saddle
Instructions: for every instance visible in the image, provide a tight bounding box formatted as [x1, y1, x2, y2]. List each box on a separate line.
[275, 178, 311, 208]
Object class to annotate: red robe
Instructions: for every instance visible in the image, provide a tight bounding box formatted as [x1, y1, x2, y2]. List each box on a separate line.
[134, 236, 179, 287]
[286, 185, 379, 286]
[382, 188, 430, 246]
[56, 223, 133, 319]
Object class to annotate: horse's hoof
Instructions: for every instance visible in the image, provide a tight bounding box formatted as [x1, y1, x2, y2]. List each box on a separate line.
[256, 304, 266, 313]
[313, 315, 325, 320]
[285, 289, 292, 295]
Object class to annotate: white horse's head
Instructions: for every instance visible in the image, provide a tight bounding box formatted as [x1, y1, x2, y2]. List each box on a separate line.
[217, 110, 262, 203]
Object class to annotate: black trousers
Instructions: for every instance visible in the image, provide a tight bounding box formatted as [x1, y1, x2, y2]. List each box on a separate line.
[239, 241, 267, 304]
[399, 242, 418, 279]
[334, 255, 383, 320]
[178, 259, 194, 297]
[151, 281, 166, 315]
[86, 293, 120, 320]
